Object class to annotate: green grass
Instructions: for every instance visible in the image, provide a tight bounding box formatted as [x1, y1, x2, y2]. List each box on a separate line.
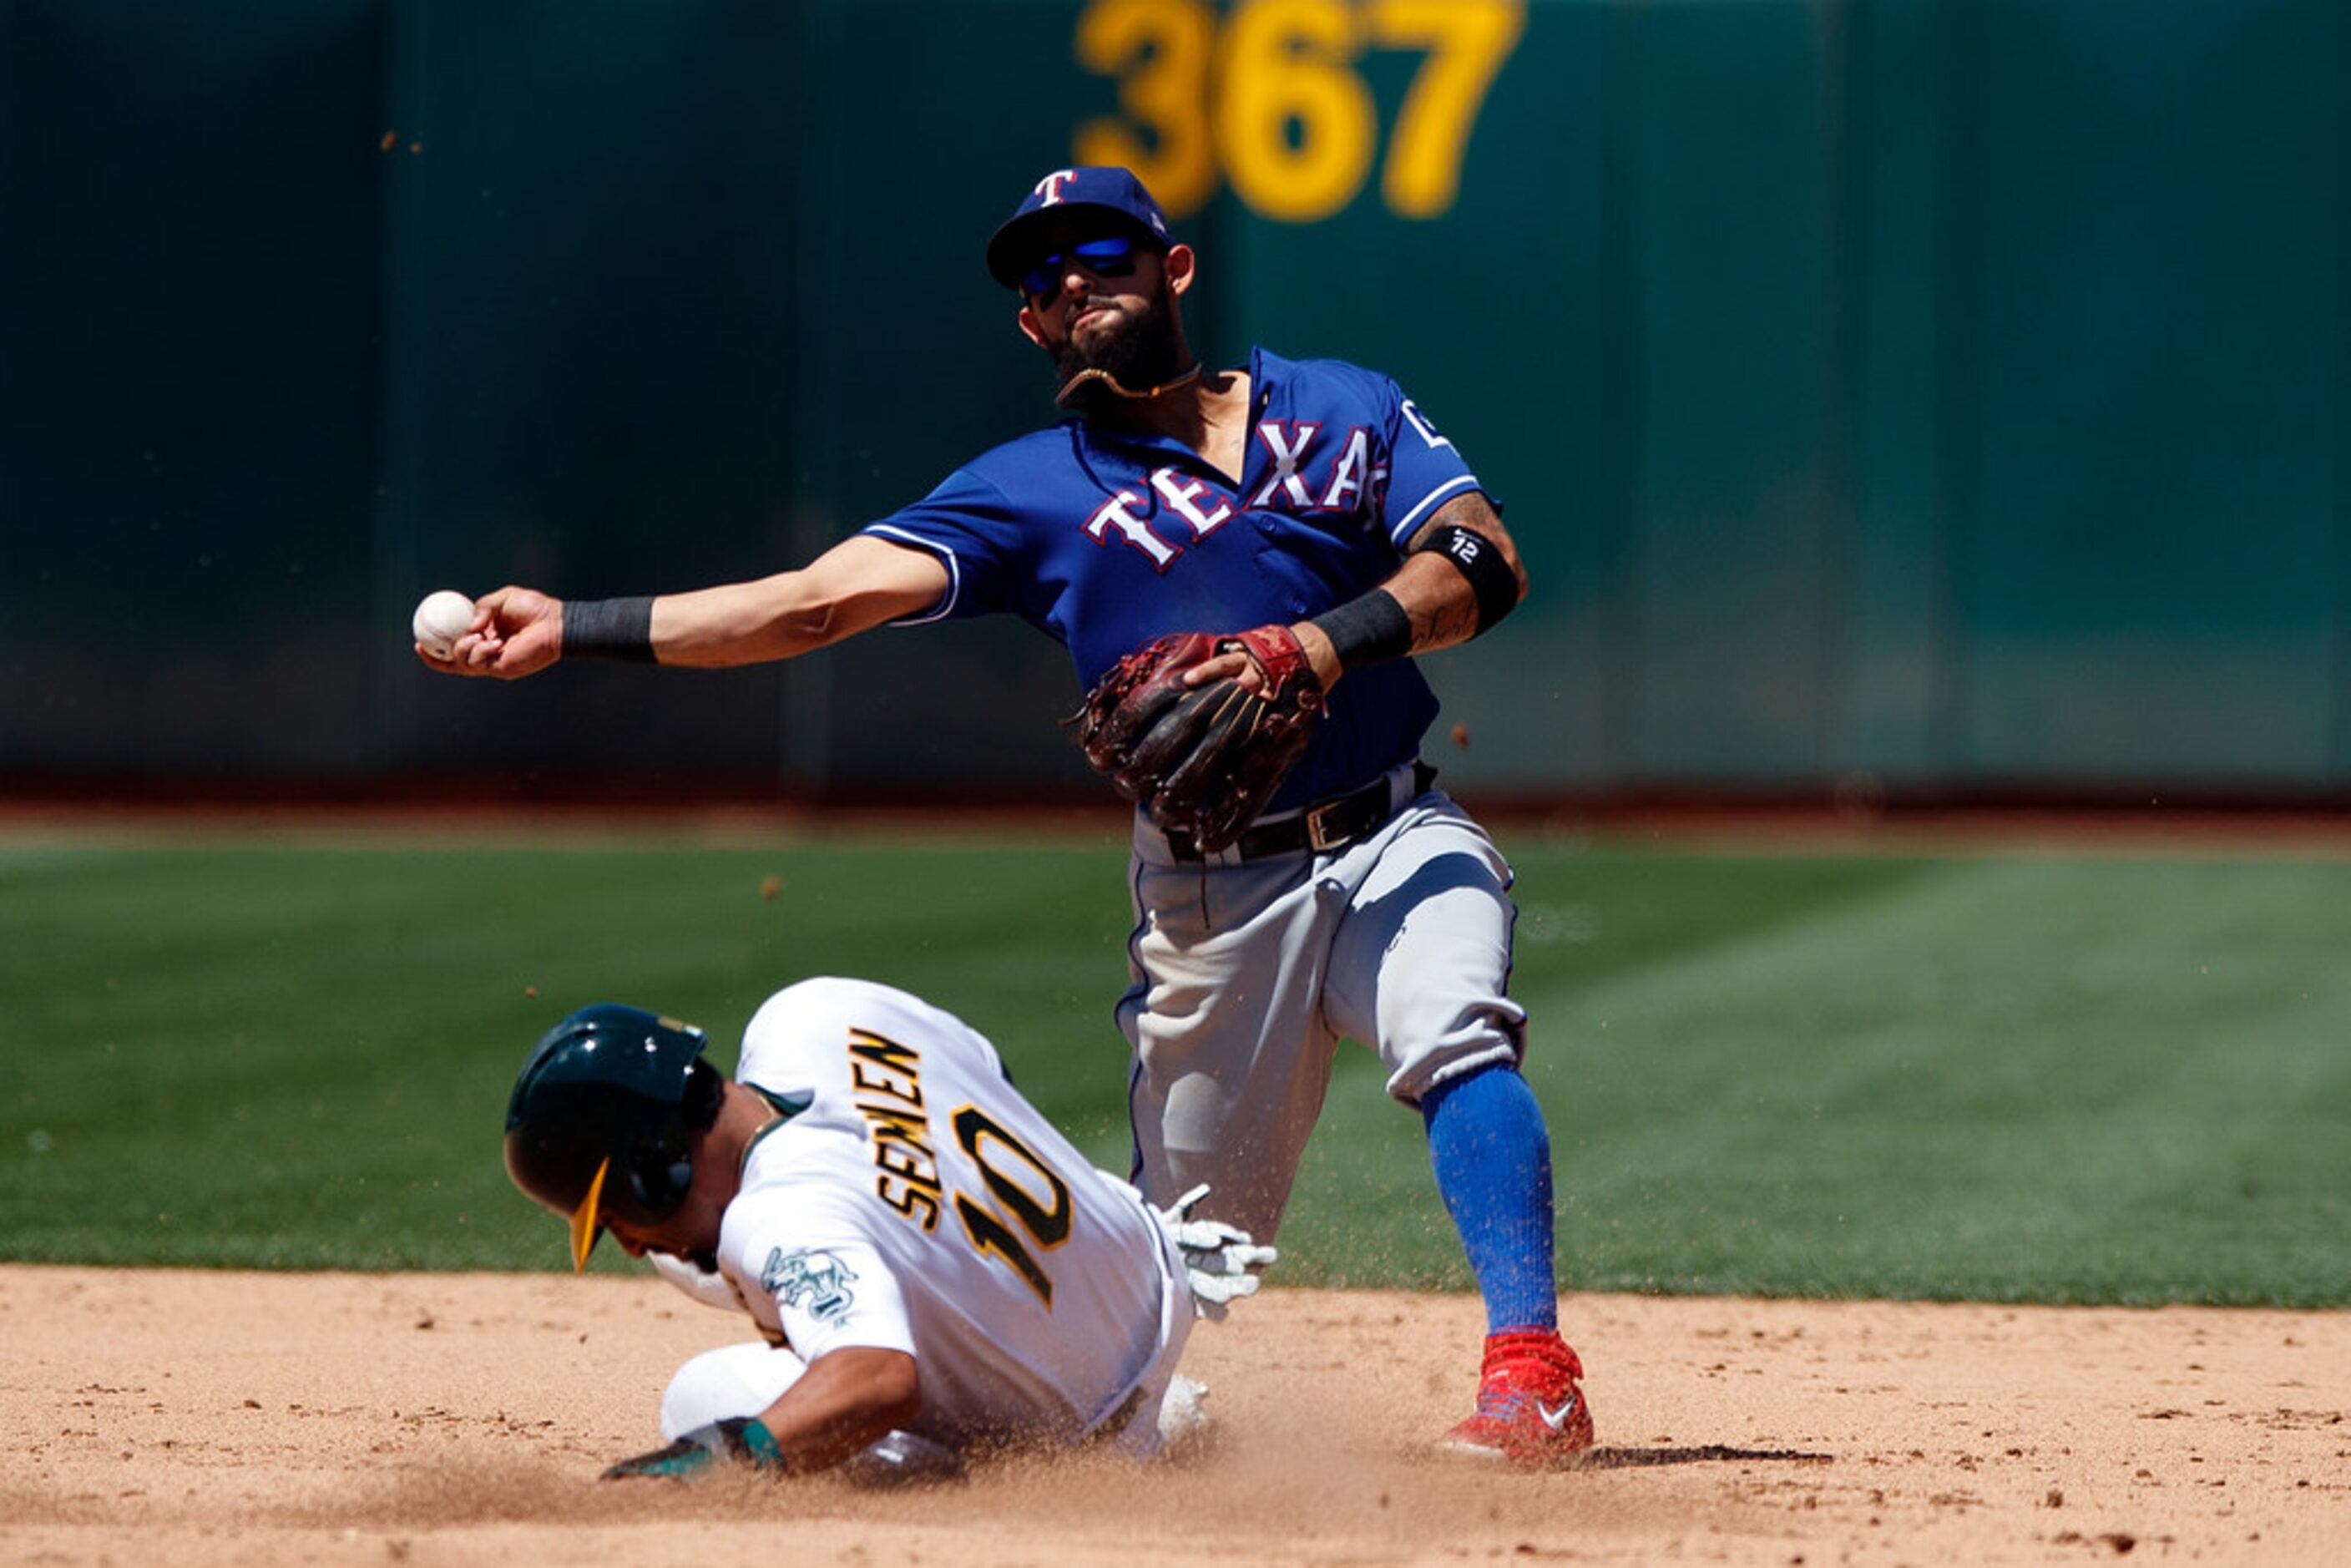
[4, 826, 2348, 1307]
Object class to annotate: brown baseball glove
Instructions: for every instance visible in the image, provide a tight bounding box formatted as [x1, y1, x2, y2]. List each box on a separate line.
[1072, 625, 1325, 853]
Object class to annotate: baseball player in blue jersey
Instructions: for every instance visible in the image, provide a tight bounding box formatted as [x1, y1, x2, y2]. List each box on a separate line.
[427, 164, 1593, 1465]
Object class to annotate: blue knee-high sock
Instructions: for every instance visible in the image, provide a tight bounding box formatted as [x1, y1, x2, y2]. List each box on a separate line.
[1422, 1065, 1558, 1335]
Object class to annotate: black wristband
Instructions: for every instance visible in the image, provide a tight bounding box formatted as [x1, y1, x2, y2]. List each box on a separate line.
[1311, 589, 1413, 670]
[563, 596, 657, 663]
[1413, 523, 1519, 636]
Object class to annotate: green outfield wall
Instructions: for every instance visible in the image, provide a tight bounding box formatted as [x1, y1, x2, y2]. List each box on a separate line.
[3, 0, 2346, 799]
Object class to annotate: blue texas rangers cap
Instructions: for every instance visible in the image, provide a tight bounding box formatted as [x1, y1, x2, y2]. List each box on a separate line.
[985, 165, 1174, 291]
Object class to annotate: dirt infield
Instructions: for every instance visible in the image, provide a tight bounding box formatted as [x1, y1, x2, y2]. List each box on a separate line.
[3, 1267, 2345, 1565]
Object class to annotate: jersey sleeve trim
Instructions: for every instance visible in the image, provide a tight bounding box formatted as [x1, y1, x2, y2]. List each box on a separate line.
[862, 525, 963, 625]
[1388, 474, 1481, 548]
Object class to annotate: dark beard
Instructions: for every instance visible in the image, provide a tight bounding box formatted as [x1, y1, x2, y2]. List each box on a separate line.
[1050, 287, 1190, 414]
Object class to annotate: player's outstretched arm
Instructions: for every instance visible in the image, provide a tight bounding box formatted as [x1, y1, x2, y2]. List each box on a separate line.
[422, 536, 950, 680]
[647, 536, 951, 669]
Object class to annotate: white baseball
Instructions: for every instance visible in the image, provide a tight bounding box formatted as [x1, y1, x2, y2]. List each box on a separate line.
[412, 589, 477, 660]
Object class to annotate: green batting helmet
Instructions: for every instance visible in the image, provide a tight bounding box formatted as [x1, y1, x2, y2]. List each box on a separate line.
[502, 1004, 717, 1271]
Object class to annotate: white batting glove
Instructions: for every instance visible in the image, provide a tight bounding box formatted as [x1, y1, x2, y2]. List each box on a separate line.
[1155, 1184, 1277, 1320]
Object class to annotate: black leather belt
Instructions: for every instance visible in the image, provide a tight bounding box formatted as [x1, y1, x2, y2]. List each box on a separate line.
[1164, 763, 1433, 862]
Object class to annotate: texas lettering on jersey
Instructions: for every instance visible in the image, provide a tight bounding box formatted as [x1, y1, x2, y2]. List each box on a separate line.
[862, 347, 1478, 811]
[1250, 422, 1373, 513]
[1084, 423, 1379, 569]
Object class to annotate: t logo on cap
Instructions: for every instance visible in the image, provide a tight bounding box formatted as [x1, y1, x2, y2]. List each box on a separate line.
[986, 165, 1176, 292]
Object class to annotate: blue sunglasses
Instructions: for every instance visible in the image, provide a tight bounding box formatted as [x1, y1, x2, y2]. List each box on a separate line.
[1021, 235, 1142, 305]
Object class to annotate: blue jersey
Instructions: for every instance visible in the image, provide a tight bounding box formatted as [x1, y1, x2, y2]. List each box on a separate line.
[862, 347, 1482, 812]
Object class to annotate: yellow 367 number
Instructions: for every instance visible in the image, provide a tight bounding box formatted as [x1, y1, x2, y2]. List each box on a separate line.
[1075, 0, 1525, 224]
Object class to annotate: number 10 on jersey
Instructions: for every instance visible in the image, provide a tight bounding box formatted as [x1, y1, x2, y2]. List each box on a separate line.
[1075, 0, 1526, 225]
[950, 1105, 1074, 1307]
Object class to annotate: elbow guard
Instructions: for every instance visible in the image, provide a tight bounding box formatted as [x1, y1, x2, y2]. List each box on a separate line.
[1413, 524, 1520, 637]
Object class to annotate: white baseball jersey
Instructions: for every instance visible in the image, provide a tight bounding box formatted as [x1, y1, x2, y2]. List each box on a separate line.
[694, 976, 1192, 1454]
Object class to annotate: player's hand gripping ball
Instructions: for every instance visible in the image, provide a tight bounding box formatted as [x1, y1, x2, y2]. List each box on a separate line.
[410, 589, 476, 660]
[1072, 625, 1323, 854]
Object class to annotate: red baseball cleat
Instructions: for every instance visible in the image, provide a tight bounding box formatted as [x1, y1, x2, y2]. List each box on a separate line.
[1438, 1328, 1595, 1465]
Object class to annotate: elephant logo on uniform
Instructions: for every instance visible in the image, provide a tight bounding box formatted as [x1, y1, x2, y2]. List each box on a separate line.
[759, 1247, 857, 1321]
